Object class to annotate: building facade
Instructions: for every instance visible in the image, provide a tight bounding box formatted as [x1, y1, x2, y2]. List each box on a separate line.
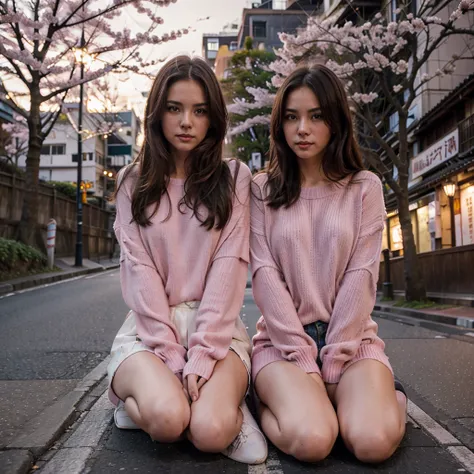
[16, 105, 141, 200]
[384, 75, 474, 255]
[236, 6, 309, 51]
[202, 22, 239, 70]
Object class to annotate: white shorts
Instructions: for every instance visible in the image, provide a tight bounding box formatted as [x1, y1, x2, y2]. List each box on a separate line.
[107, 301, 252, 406]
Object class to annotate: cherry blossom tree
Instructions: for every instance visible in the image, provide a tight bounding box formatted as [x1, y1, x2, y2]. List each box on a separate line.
[241, 0, 474, 300]
[1, 114, 29, 171]
[222, 40, 276, 167]
[0, 0, 189, 246]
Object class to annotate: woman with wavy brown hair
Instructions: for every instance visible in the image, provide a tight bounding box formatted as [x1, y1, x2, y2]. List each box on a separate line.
[250, 64, 407, 464]
[107, 56, 267, 465]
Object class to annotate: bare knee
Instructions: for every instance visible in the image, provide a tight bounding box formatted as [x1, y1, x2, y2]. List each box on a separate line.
[189, 409, 238, 452]
[277, 420, 337, 462]
[142, 400, 190, 443]
[343, 426, 402, 463]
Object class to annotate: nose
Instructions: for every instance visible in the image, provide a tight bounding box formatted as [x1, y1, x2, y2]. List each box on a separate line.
[180, 110, 192, 130]
[297, 117, 309, 136]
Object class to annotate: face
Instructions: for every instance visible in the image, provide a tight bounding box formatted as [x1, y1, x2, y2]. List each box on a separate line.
[282, 86, 332, 164]
[161, 79, 210, 159]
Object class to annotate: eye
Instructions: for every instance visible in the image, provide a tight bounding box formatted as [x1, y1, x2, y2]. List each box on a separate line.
[312, 113, 323, 120]
[167, 105, 179, 113]
[285, 113, 297, 121]
[195, 108, 208, 116]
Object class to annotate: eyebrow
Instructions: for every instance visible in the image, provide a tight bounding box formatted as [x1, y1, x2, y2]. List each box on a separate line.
[167, 100, 208, 107]
[285, 107, 321, 113]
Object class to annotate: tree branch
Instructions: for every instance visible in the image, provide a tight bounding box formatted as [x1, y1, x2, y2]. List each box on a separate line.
[360, 146, 402, 195]
[354, 106, 403, 170]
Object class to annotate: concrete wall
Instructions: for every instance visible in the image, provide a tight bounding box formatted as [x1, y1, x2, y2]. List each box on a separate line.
[0, 171, 114, 258]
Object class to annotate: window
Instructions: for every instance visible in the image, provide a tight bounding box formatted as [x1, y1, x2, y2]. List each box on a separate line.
[273, 0, 286, 9]
[72, 152, 93, 162]
[252, 21, 267, 38]
[126, 130, 132, 136]
[40, 145, 50, 155]
[390, 0, 398, 21]
[207, 39, 219, 51]
[229, 41, 238, 51]
[41, 144, 66, 155]
[51, 144, 65, 155]
[389, 112, 399, 133]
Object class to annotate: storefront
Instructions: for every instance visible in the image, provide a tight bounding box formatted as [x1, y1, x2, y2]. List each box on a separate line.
[384, 193, 436, 256]
[384, 126, 474, 254]
[460, 181, 474, 245]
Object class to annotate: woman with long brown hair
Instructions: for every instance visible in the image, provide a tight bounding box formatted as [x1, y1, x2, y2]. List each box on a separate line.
[107, 56, 267, 465]
[250, 65, 407, 464]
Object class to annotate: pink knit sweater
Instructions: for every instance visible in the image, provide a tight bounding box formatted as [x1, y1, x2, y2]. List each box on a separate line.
[251, 170, 392, 384]
[114, 160, 251, 381]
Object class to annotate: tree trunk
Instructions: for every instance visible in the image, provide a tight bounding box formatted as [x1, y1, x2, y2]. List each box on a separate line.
[396, 192, 426, 300]
[18, 88, 45, 250]
[396, 115, 426, 301]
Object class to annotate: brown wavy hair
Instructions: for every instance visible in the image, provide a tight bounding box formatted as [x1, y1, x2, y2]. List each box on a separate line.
[264, 64, 364, 209]
[116, 55, 238, 230]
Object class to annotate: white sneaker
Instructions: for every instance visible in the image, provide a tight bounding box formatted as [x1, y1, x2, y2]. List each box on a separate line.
[222, 401, 268, 464]
[114, 401, 140, 430]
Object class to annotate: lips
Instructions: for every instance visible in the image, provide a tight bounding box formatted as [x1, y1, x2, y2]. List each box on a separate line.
[176, 134, 194, 142]
[296, 142, 313, 149]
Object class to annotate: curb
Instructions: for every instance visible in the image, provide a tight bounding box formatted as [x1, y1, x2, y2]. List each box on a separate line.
[0, 264, 120, 296]
[373, 304, 474, 329]
[2, 356, 111, 474]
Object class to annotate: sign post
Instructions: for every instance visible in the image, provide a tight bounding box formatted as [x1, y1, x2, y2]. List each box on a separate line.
[46, 218, 57, 269]
[251, 152, 262, 171]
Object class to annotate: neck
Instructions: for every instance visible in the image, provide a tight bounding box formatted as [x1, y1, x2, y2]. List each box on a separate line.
[299, 155, 326, 187]
[171, 151, 188, 179]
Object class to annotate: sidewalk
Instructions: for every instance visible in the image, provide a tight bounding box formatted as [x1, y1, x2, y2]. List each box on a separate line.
[375, 294, 474, 329]
[0, 256, 120, 296]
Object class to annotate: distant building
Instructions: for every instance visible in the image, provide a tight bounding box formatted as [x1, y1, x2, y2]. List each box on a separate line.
[16, 105, 141, 200]
[236, 2, 310, 51]
[202, 21, 240, 70]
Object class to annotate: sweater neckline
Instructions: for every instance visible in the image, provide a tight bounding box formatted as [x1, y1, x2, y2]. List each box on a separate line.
[300, 174, 353, 199]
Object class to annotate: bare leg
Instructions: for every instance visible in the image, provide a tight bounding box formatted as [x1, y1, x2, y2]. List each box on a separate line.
[335, 359, 406, 464]
[187, 351, 248, 452]
[112, 351, 190, 443]
[255, 361, 338, 462]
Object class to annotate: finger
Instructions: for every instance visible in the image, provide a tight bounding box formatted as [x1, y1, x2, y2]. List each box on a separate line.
[197, 377, 207, 390]
[187, 375, 199, 402]
[182, 380, 191, 403]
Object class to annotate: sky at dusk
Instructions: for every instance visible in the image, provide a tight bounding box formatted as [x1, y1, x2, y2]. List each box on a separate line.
[113, 0, 250, 110]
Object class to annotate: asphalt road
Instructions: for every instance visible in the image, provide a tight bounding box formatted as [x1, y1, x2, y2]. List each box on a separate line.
[1, 271, 473, 473]
[0, 268, 127, 449]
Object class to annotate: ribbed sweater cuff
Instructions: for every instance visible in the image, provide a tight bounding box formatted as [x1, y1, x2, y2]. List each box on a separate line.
[252, 346, 286, 382]
[293, 350, 321, 376]
[321, 358, 345, 384]
[160, 348, 186, 375]
[252, 346, 321, 382]
[182, 352, 217, 381]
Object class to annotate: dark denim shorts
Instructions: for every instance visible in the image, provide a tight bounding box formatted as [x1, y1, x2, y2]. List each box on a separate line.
[303, 320, 328, 369]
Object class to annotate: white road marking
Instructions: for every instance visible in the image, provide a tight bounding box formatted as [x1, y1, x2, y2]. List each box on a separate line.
[408, 400, 461, 446]
[85, 269, 117, 279]
[248, 448, 284, 474]
[40, 447, 93, 474]
[447, 447, 474, 473]
[0, 275, 84, 299]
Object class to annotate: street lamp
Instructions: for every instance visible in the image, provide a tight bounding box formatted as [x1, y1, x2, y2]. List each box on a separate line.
[443, 179, 457, 247]
[73, 28, 95, 266]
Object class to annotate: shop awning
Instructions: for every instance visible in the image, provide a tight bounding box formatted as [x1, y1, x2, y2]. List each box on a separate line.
[386, 151, 474, 210]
